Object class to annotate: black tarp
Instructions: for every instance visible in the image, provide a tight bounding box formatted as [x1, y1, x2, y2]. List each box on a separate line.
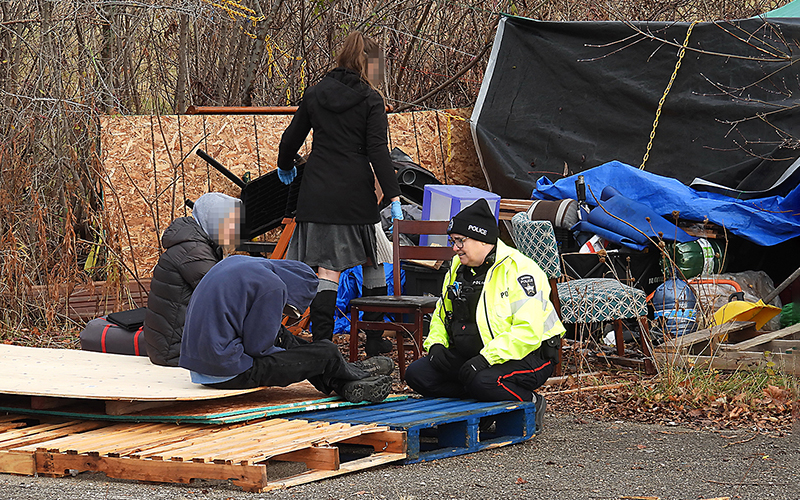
[470, 16, 800, 199]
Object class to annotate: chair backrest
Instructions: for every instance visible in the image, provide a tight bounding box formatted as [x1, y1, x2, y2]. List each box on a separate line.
[391, 219, 456, 296]
[510, 212, 562, 280]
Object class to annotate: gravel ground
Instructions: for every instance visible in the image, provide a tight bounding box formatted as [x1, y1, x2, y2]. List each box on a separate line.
[1, 410, 797, 500]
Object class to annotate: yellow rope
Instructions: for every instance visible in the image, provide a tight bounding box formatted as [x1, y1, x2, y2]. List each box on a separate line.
[640, 20, 699, 170]
[202, 0, 265, 23]
[202, 0, 306, 104]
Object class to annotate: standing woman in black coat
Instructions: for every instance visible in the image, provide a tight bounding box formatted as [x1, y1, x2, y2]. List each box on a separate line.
[277, 31, 403, 357]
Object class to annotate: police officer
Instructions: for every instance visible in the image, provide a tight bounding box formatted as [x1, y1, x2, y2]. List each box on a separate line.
[404, 199, 565, 432]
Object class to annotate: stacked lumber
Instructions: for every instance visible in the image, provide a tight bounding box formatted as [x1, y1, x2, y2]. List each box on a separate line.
[653, 321, 800, 374]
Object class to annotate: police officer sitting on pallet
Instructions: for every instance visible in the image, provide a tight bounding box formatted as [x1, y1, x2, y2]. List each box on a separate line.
[404, 199, 565, 433]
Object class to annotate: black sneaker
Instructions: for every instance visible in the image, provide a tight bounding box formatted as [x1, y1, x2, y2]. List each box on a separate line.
[352, 356, 395, 376]
[534, 392, 546, 434]
[340, 375, 393, 403]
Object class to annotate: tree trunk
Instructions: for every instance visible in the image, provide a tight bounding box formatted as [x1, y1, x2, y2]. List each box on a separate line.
[175, 13, 189, 113]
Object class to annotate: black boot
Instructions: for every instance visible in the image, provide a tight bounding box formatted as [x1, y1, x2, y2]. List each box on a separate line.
[361, 285, 393, 357]
[334, 375, 393, 403]
[309, 289, 337, 342]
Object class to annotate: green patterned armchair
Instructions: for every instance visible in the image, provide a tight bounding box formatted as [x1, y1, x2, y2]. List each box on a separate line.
[511, 212, 653, 372]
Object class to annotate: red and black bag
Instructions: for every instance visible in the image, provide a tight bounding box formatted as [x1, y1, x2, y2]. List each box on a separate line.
[79, 308, 148, 357]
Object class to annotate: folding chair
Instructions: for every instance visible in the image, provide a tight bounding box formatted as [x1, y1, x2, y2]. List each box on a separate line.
[511, 213, 655, 375]
[348, 219, 455, 380]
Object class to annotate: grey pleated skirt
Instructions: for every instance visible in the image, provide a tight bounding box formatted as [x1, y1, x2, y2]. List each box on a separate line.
[287, 222, 379, 272]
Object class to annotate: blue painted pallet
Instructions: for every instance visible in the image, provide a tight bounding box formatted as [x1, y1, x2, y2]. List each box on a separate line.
[290, 397, 537, 463]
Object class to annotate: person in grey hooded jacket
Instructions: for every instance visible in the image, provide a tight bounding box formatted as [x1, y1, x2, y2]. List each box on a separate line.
[143, 192, 242, 366]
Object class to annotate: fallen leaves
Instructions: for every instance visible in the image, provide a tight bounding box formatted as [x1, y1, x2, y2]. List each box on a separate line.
[542, 370, 796, 435]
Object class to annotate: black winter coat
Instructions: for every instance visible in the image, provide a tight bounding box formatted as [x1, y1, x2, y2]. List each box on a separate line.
[277, 67, 401, 225]
[143, 217, 223, 366]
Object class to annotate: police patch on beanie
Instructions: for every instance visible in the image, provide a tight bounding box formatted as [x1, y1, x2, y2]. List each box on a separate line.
[447, 198, 499, 244]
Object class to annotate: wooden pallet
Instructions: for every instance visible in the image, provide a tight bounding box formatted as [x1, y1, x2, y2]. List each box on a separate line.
[0, 413, 405, 492]
[291, 397, 537, 463]
[654, 321, 800, 374]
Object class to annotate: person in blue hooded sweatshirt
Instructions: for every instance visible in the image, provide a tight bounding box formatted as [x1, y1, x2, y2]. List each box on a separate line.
[179, 255, 395, 403]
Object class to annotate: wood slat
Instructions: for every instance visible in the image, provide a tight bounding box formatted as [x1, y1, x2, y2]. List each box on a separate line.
[721, 323, 800, 352]
[136, 419, 303, 460]
[270, 445, 339, 471]
[3, 422, 108, 451]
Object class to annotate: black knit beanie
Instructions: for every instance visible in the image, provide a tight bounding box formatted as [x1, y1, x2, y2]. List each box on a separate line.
[447, 198, 499, 244]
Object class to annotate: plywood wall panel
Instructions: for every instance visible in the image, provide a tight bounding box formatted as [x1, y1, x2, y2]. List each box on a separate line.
[100, 109, 482, 280]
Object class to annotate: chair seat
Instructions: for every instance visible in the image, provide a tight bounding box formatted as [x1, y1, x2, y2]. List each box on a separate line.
[556, 278, 647, 324]
[349, 295, 440, 309]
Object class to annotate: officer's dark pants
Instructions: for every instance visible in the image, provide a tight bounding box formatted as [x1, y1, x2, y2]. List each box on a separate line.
[405, 349, 554, 402]
[207, 329, 367, 395]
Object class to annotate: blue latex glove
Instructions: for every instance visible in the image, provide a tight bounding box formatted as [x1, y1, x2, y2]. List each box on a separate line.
[277, 166, 297, 185]
[390, 200, 403, 221]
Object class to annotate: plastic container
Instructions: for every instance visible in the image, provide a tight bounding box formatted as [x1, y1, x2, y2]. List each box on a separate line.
[421, 185, 500, 246]
[651, 278, 698, 338]
[661, 238, 726, 279]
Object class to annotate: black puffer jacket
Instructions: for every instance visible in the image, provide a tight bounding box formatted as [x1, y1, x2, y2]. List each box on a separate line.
[143, 217, 222, 366]
[277, 67, 401, 225]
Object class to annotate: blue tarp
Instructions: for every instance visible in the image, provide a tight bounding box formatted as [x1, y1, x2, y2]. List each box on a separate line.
[532, 161, 800, 247]
[572, 185, 696, 250]
[330, 264, 404, 335]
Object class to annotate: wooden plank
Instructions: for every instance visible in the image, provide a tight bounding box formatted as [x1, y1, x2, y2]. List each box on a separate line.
[0, 450, 35, 475]
[499, 199, 534, 220]
[32, 423, 173, 455]
[139, 420, 308, 461]
[105, 400, 175, 416]
[340, 430, 406, 454]
[223, 424, 351, 465]
[0, 344, 259, 402]
[270, 445, 340, 471]
[721, 323, 800, 352]
[1, 422, 107, 451]
[35, 451, 269, 493]
[0, 422, 87, 447]
[0, 421, 27, 433]
[30, 397, 74, 410]
[761, 339, 800, 352]
[654, 321, 755, 355]
[261, 452, 405, 492]
[683, 351, 799, 375]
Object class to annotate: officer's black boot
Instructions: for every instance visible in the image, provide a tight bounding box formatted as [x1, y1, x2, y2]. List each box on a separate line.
[309, 289, 337, 342]
[361, 285, 393, 357]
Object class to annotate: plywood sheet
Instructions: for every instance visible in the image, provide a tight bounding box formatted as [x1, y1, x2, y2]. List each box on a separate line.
[0, 344, 259, 401]
[99, 109, 482, 281]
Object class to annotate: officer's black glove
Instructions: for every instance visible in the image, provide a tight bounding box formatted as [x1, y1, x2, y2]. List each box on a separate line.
[428, 343, 457, 372]
[458, 354, 491, 386]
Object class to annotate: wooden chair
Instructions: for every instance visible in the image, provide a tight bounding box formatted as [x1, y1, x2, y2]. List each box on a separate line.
[510, 213, 655, 375]
[348, 219, 455, 380]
